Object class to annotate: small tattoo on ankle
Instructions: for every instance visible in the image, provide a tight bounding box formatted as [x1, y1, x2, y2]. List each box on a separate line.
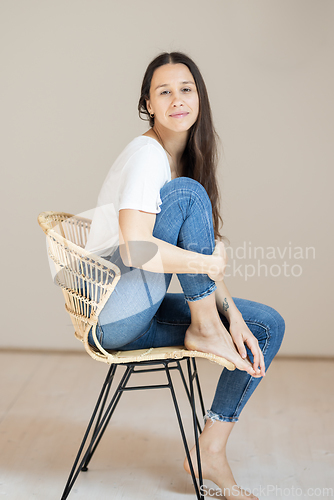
[223, 298, 229, 311]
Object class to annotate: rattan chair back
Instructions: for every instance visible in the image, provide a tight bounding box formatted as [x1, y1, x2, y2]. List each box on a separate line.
[38, 211, 121, 363]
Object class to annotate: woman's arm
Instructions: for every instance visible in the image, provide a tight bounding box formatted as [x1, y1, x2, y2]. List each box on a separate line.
[215, 280, 241, 322]
[119, 209, 226, 280]
[215, 280, 265, 375]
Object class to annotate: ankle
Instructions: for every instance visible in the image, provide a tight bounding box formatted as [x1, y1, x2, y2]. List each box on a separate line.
[187, 320, 215, 335]
[195, 444, 228, 465]
[206, 441, 227, 455]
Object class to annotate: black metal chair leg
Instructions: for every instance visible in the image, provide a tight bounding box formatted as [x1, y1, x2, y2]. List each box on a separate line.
[81, 364, 117, 471]
[61, 364, 116, 499]
[187, 358, 204, 499]
[165, 362, 204, 500]
[176, 360, 203, 433]
[81, 364, 134, 470]
[61, 365, 133, 500]
[191, 358, 206, 418]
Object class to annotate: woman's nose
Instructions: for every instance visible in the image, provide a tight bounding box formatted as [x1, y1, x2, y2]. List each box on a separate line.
[172, 95, 183, 106]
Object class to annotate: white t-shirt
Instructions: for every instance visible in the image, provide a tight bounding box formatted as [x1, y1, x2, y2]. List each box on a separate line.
[85, 136, 171, 257]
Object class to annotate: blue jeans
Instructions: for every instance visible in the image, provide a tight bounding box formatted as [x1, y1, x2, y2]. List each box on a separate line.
[90, 177, 285, 422]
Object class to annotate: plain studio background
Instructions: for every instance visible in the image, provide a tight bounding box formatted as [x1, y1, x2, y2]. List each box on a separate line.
[0, 0, 333, 355]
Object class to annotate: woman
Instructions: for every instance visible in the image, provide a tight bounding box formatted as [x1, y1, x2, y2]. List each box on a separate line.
[85, 52, 285, 500]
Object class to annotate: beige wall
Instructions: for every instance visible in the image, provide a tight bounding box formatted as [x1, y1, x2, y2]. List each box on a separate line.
[1, 0, 333, 355]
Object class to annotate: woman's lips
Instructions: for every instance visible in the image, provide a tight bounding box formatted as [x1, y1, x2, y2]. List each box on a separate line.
[170, 112, 189, 118]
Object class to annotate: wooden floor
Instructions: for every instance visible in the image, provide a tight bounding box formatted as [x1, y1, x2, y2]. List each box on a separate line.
[0, 352, 333, 500]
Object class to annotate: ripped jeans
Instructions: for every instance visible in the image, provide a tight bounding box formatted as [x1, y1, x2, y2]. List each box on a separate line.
[89, 177, 285, 422]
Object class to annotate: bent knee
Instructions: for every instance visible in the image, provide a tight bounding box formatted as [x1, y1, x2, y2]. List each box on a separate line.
[236, 298, 285, 342]
[268, 305, 285, 336]
[161, 177, 211, 210]
[262, 305, 286, 351]
[168, 176, 201, 189]
[162, 176, 209, 198]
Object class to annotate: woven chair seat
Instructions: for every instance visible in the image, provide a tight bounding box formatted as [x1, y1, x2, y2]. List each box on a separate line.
[91, 345, 235, 368]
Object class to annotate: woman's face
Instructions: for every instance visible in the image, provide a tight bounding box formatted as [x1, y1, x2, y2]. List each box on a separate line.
[146, 63, 199, 134]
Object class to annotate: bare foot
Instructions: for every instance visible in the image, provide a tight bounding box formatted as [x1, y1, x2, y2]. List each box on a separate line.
[184, 445, 258, 500]
[184, 323, 261, 377]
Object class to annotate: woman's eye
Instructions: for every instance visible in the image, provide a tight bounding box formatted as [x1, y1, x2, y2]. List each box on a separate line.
[182, 88, 191, 92]
[161, 90, 170, 95]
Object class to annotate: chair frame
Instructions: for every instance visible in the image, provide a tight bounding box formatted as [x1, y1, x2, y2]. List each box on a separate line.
[38, 211, 235, 500]
[61, 358, 205, 500]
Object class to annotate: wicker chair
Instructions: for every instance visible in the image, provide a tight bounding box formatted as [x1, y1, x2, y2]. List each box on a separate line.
[38, 211, 235, 500]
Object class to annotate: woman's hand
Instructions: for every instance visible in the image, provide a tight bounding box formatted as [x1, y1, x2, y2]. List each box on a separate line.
[207, 240, 228, 281]
[229, 315, 266, 377]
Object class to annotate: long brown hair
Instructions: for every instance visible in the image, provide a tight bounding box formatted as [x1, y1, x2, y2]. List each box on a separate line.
[138, 52, 223, 239]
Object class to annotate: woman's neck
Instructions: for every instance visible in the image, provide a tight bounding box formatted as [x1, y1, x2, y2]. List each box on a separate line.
[144, 125, 188, 169]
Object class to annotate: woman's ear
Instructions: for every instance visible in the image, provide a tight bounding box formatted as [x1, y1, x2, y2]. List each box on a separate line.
[146, 99, 153, 115]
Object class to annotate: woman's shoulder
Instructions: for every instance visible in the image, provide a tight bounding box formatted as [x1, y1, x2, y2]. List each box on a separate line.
[101, 135, 171, 186]
[123, 135, 167, 160]
[114, 135, 170, 177]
